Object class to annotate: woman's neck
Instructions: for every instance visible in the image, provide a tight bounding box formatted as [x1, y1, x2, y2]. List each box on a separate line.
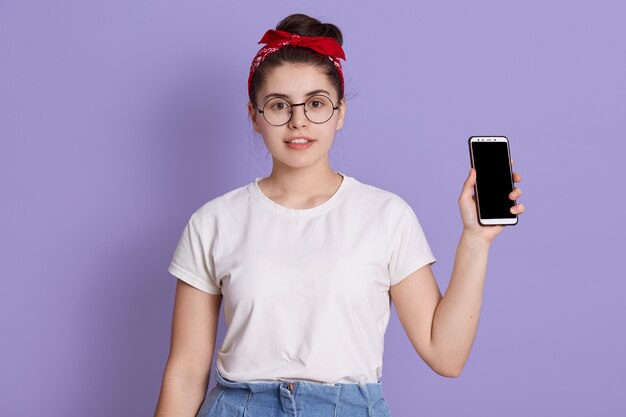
[257, 168, 344, 210]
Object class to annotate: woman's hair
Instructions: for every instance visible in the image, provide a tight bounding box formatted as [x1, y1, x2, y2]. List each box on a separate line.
[248, 13, 344, 107]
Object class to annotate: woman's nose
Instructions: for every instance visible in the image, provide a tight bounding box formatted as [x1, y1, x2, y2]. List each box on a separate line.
[289, 104, 308, 128]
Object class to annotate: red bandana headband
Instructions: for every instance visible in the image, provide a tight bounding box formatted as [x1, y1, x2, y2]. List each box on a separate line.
[248, 29, 347, 100]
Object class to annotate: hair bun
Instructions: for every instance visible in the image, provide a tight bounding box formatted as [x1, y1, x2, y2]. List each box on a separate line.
[276, 13, 343, 46]
[320, 23, 343, 46]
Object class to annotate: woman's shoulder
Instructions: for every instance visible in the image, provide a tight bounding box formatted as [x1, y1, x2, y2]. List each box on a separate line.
[189, 180, 252, 224]
[349, 176, 412, 211]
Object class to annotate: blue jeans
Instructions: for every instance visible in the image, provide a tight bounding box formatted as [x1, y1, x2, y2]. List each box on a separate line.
[196, 367, 393, 416]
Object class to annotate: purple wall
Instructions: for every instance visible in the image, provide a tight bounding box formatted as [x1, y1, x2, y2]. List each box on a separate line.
[2, 1, 624, 416]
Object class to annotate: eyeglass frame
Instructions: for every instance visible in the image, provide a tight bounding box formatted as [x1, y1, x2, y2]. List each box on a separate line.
[255, 94, 340, 126]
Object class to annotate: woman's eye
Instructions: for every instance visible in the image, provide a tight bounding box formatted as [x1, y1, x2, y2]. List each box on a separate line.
[309, 101, 323, 108]
[272, 102, 289, 111]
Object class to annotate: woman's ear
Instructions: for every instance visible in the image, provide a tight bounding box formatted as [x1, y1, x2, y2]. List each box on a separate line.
[336, 98, 347, 131]
[248, 101, 261, 133]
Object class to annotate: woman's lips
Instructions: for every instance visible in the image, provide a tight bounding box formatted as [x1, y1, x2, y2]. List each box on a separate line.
[285, 140, 314, 150]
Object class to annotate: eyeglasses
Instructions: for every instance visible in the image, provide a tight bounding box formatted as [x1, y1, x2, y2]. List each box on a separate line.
[256, 95, 339, 126]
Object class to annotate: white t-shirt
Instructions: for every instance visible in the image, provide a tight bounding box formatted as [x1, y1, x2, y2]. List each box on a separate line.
[167, 172, 437, 386]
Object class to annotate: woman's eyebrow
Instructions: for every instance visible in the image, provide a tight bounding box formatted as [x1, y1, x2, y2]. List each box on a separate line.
[263, 89, 331, 101]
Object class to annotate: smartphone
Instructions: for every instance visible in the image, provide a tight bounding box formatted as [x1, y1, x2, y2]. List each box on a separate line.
[468, 136, 518, 226]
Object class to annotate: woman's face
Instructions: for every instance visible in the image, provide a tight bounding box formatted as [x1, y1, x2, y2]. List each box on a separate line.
[247, 63, 346, 171]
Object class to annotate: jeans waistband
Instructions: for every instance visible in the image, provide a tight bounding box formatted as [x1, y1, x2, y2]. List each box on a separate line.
[214, 367, 385, 402]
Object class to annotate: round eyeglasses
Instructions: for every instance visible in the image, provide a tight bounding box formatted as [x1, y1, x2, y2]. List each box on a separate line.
[256, 95, 339, 126]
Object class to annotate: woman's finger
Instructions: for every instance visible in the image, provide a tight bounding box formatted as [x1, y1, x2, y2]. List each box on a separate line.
[460, 168, 476, 200]
[511, 202, 525, 214]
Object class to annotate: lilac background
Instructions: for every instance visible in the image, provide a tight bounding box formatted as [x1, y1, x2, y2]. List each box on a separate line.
[1, 0, 624, 416]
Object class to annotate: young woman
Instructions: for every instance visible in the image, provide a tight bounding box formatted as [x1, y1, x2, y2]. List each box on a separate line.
[154, 13, 525, 417]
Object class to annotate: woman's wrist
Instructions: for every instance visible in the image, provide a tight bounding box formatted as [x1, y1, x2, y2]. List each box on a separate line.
[461, 227, 495, 248]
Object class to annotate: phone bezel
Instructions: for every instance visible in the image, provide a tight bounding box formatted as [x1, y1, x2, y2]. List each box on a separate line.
[468, 136, 518, 226]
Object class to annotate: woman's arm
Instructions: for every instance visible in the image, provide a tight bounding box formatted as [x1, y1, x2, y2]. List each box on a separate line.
[153, 279, 222, 417]
[390, 164, 524, 377]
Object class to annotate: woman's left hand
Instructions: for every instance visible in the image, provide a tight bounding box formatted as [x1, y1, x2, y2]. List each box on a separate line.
[458, 159, 525, 243]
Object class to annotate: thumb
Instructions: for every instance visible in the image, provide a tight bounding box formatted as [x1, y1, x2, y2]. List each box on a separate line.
[461, 168, 476, 199]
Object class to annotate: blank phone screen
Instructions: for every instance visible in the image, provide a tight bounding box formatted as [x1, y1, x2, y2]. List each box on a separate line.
[471, 141, 516, 219]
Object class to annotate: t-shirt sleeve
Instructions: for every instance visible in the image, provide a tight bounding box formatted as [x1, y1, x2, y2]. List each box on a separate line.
[167, 213, 222, 295]
[387, 198, 437, 286]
